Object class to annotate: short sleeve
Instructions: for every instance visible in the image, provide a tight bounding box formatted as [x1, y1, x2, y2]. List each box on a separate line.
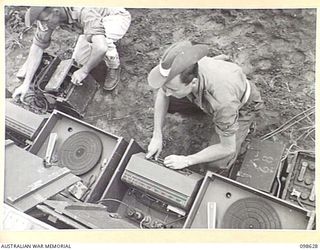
[33, 25, 54, 50]
[214, 103, 239, 137]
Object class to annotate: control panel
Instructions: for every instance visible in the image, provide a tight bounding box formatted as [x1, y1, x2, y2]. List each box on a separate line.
[121, 153, 203, 210]
[282, 151, 315, 210]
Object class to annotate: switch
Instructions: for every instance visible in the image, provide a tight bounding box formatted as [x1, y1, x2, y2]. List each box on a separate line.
[305, 177, 312, 186]
[300, 192, 309, 200]
[298, 162, 307, 182]
[134, 211, 143, 220]
[309, 183, 315, 202]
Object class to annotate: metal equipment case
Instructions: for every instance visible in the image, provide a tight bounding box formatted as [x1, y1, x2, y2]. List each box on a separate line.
[281, 151, 315, 210]
[234, 139, 285, 194]
[5, 140, 80, 212]
[101, 141, 204, 229]
[184, 171, 315, 229]
[35, 54, 98, 118]
[29, 110, 128, 203]
[5, 99, 48, 146]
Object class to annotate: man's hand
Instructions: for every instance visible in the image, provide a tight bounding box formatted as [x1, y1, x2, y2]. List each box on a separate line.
[164, 155, 192, 170]
[146, 136, 163, 160]
[12, 84, 30, 102]
[71, 68, 89, 86]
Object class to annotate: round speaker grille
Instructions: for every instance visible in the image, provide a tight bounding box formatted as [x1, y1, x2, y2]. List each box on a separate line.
[58, 131, 103, 175]
[221, 197, 282, 229]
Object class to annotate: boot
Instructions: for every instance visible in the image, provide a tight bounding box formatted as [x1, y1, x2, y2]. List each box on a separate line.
[103, 67, 121, 91]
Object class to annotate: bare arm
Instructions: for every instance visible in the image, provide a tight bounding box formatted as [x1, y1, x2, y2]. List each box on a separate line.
[153, 88, 169, 137]
[146, 88, 169, 159]
[164, 133, 236, 169]
[12, 43, 44, 101]
[71, 35, 108, 84]
[187, 133, 236, 165]
[23, 43, 44, 84]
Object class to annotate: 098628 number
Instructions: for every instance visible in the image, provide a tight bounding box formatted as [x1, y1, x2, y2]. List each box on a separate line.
[300, 244, 318, 248]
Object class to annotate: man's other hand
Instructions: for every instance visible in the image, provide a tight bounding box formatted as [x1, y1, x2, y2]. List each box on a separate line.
[146, 136, 163, 160]
[12, 84, 29, 102]
[164, 155, 192, 170]
[71, 68, 89, 85]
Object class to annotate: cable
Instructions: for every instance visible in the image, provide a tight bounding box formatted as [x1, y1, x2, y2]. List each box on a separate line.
[260, 106, 315, 140]
[81, 163, 105, 200]
[276, 143, 299, 198]
[280, 143, 299, 162]
[295, 127, 315, 142]
[276, 143, 295, 197]
[260, 106, 314, 139]
[261, 111, 315, 141]
[21, 93, 49, 113]
[163, 213, 169, 224]
[296, 197, 306, 209]
[23, 144, 31, 150]
[139, 217, 145, 229]
[164, 216, 186, 227]
[276, 176, 282, 198]
[139, 216, 151, 229]
[33, 63, 51, 91]
[132, 190, 177, 216]
[97, 198, 132, 210]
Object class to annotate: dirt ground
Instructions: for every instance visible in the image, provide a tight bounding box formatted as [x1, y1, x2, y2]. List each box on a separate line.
[5, 8, 316, 167]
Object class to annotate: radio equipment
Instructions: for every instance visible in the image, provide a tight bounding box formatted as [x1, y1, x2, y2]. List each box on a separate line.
[29, 110, 128, 203]
[14, 53, 98, 118]
[100, 145, 204, 229]
[184, 171, 315, 229]
[281, 151, 315, 211]
[234, 139, 285, 194]
[5, 99, 48, 146]
[121, 153, 203, 211]
[37, 55, 98, 118]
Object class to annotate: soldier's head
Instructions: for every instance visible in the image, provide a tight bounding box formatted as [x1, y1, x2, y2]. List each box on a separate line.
[25, 6, 66, 30]
[148, 41, 208, 99]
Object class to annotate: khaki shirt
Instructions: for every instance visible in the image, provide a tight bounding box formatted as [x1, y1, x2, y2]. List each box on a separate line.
[33, 7, 128, 49]
[187, 57, 253, 137]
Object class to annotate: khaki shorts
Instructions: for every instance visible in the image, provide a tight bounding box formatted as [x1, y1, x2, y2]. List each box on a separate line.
[73, 10, 131, 67]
